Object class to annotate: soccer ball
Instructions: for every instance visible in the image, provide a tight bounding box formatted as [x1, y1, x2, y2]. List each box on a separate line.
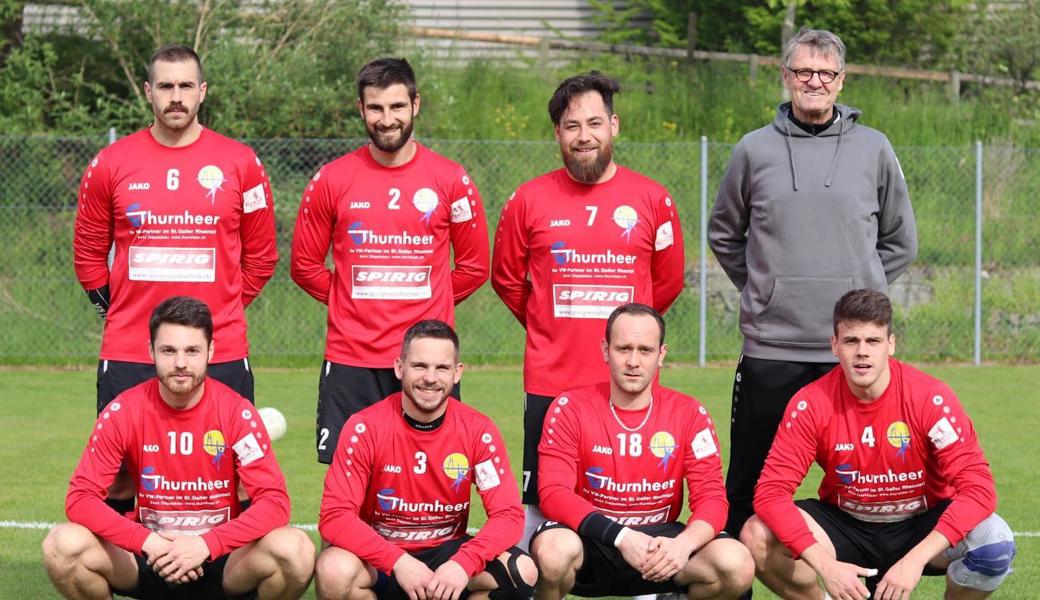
[258, 407, 287, 441]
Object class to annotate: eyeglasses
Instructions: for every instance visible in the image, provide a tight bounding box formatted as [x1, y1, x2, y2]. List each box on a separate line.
[785, 66, 842, 84]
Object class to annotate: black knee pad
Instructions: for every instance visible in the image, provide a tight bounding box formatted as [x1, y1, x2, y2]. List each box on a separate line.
[486, 547, 534, 600]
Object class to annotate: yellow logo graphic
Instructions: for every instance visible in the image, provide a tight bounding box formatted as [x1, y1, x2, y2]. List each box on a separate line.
[650, 431, 677, 469]
[612, 205, 639, 241]
[887, 421, 911, 459]
[203, 430, 226, 456]
[443, 453, 470, 491]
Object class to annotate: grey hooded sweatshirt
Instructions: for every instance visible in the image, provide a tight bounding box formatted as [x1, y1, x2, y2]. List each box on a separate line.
[709, 102, 917, 362]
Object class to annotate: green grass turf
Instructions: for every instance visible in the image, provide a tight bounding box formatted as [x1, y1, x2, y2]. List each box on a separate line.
[1, 365, 1035, 598]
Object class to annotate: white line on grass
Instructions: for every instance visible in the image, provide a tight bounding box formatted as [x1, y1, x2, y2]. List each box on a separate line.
[0, 520, 482, 535]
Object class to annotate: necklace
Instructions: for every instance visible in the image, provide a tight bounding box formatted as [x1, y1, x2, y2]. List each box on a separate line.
[609, 395, 653, 432]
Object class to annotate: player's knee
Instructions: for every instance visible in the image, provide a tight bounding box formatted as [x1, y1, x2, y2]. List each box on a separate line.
[315, 546, 367, 595]
[530, 529, 581, 579]
[263, 527, 315, 582]
[707, 538, 756, 589]
[946, 514, 1016, 592]
[42, 523, 95, 568]
[738, 516, 773, 566]
[487, 548, 537, 600]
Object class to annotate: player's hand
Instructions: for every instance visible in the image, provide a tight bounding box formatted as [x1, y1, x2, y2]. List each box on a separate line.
[392, 553, 436, 600]
[428, 559, 469, 600]
[142, 532, 171, 566]
[640, 535, 696, 582]
[151, 532, 210, 583]
[617, 530, 655, 571]
[875, 557, 925, 600]
[816, 557, 875, 600]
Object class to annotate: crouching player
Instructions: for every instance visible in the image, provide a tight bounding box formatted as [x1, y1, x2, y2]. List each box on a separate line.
[531, 303, 754, 599]
[42, 296, 314, 599]
[743, 289, 1016, 600]
[316, 320, 537, 600]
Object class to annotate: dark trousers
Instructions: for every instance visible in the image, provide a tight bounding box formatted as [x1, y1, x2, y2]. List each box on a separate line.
[724, 355, 834, 537]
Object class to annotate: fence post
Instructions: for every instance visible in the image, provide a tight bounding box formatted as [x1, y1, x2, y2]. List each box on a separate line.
[108, 127, 117, 145]
[974, 140, 983, 366]
[949, 71, 961, 104]
[699, 136, 708, 367]
[686, 12, 698, 62]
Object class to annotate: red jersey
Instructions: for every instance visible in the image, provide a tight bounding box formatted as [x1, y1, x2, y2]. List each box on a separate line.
[538, 383, 727, 534]
[291, 143, 489, 367]
[492, 167, 684, 396]
[73, 128, 278, 363]
[319, 393, 523, 577]
[65, 378, 290, 559]
[754, 360, 997, 558]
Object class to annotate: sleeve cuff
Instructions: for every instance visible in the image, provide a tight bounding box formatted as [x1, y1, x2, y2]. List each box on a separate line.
[378, 545, 408, 575]
[450, 550, 483, 578]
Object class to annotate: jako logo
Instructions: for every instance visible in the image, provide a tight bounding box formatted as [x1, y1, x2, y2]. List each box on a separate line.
[383, 464, 402, 473]
[128, 182, 150, 191]
[350, 201, 370, 209]
[143, 444, 160, 453]
[550, 219, 571, 228]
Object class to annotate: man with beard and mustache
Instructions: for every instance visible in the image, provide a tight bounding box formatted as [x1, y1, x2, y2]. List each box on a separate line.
[316, 320, 537, 600]
[73, 44, 278, 512]
[491, 71, 685, 547]
[43, 297, 314, 600]
[291, 57, 489, 466]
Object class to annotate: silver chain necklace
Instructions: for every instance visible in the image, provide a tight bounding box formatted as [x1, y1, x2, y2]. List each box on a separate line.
[609, 395, 653, 432]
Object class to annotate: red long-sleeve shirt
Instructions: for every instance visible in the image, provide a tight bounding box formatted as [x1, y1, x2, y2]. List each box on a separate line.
[73, 128, 278, 363]
[291, 143, 489, 367]
[538, 383, 727, 534]
[754, 360, 997, 558]
[319, 393, 522, 577]
[65, 378, 290, 559]
[492, 167, 684, 396]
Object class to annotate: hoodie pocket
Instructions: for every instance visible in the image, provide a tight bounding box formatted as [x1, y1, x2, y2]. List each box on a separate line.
[755, 276, 854, 347]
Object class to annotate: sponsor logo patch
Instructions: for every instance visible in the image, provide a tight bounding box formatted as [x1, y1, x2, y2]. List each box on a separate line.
[475, 459, 501, 491]
[243, 183, 267, 213]
[837, 494, 927, 523]
[351, 265, 432, 300]
[599, 506, 671, 527]
[655, 221, 674, 250]
[128, 246, 216, 282]
[928, 417, 959, 450]
[552, 284, 633, 319]
[691, 428, 718, 459]
[232, 432, 264, 466]
[450, 198, 473, 223]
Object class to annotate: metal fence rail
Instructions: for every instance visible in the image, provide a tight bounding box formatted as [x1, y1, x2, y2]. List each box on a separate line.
[1, 136, 1037, 364]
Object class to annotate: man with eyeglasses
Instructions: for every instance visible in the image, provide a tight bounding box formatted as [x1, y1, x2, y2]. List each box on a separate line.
[708, 27, 918, 565]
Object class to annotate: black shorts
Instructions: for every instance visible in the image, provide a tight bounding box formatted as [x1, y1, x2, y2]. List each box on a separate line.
[113, 552, 254, 600]
[376, 535, 472, 600]
[521, 394, 554, 505]
[316, 361, 461, 464]
[97, 358, 255, 413]
[531, 521, 700, 596]
[797, 498, 951, 580]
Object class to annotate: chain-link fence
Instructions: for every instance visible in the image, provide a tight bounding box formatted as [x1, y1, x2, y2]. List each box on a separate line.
[2, 135, 1037, 365]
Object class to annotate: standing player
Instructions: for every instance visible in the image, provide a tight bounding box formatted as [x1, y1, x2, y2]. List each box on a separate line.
[742, 290, 1015, 600]
[315, 320, 536, 600]
[74, 44, 277, 409]
[41, 297, 313, 599]
[291, 58, 489, 465]
[532, 304, 753, 600]
[492, 72, 685, 543]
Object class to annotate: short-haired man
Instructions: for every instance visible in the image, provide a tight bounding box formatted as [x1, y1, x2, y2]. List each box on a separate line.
[315, 320, 536, 600]
[42, 297, 313, 599]
[531, 303, 753, 600]
[708, 28, 918, 544]
[74, 44, 277, 409]
[292, 57, 489, 465]
[492, 72, 685, 543]
[742, 289, 1015, 600]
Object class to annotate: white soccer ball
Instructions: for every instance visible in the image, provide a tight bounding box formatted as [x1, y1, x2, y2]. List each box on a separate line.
[258, 407, 287, 441]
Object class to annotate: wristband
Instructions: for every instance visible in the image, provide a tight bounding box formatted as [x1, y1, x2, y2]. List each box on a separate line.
[577, 512, 625, 546]
[613, 526, 634, 548]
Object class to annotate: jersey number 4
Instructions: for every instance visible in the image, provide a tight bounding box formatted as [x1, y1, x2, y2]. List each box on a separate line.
[861, 426, 876, 448]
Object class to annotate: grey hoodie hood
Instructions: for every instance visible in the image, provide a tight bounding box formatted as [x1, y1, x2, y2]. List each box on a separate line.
[774, 102, 862, 191]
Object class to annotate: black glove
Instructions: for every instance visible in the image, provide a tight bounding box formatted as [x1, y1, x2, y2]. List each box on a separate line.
[86, 284, 111, 319]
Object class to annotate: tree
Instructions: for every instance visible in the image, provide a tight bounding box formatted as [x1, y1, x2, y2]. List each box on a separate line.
[0, 0, 408, 136]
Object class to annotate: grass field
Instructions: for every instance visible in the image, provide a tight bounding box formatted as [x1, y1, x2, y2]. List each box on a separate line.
[1, 365, 1034, 598]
